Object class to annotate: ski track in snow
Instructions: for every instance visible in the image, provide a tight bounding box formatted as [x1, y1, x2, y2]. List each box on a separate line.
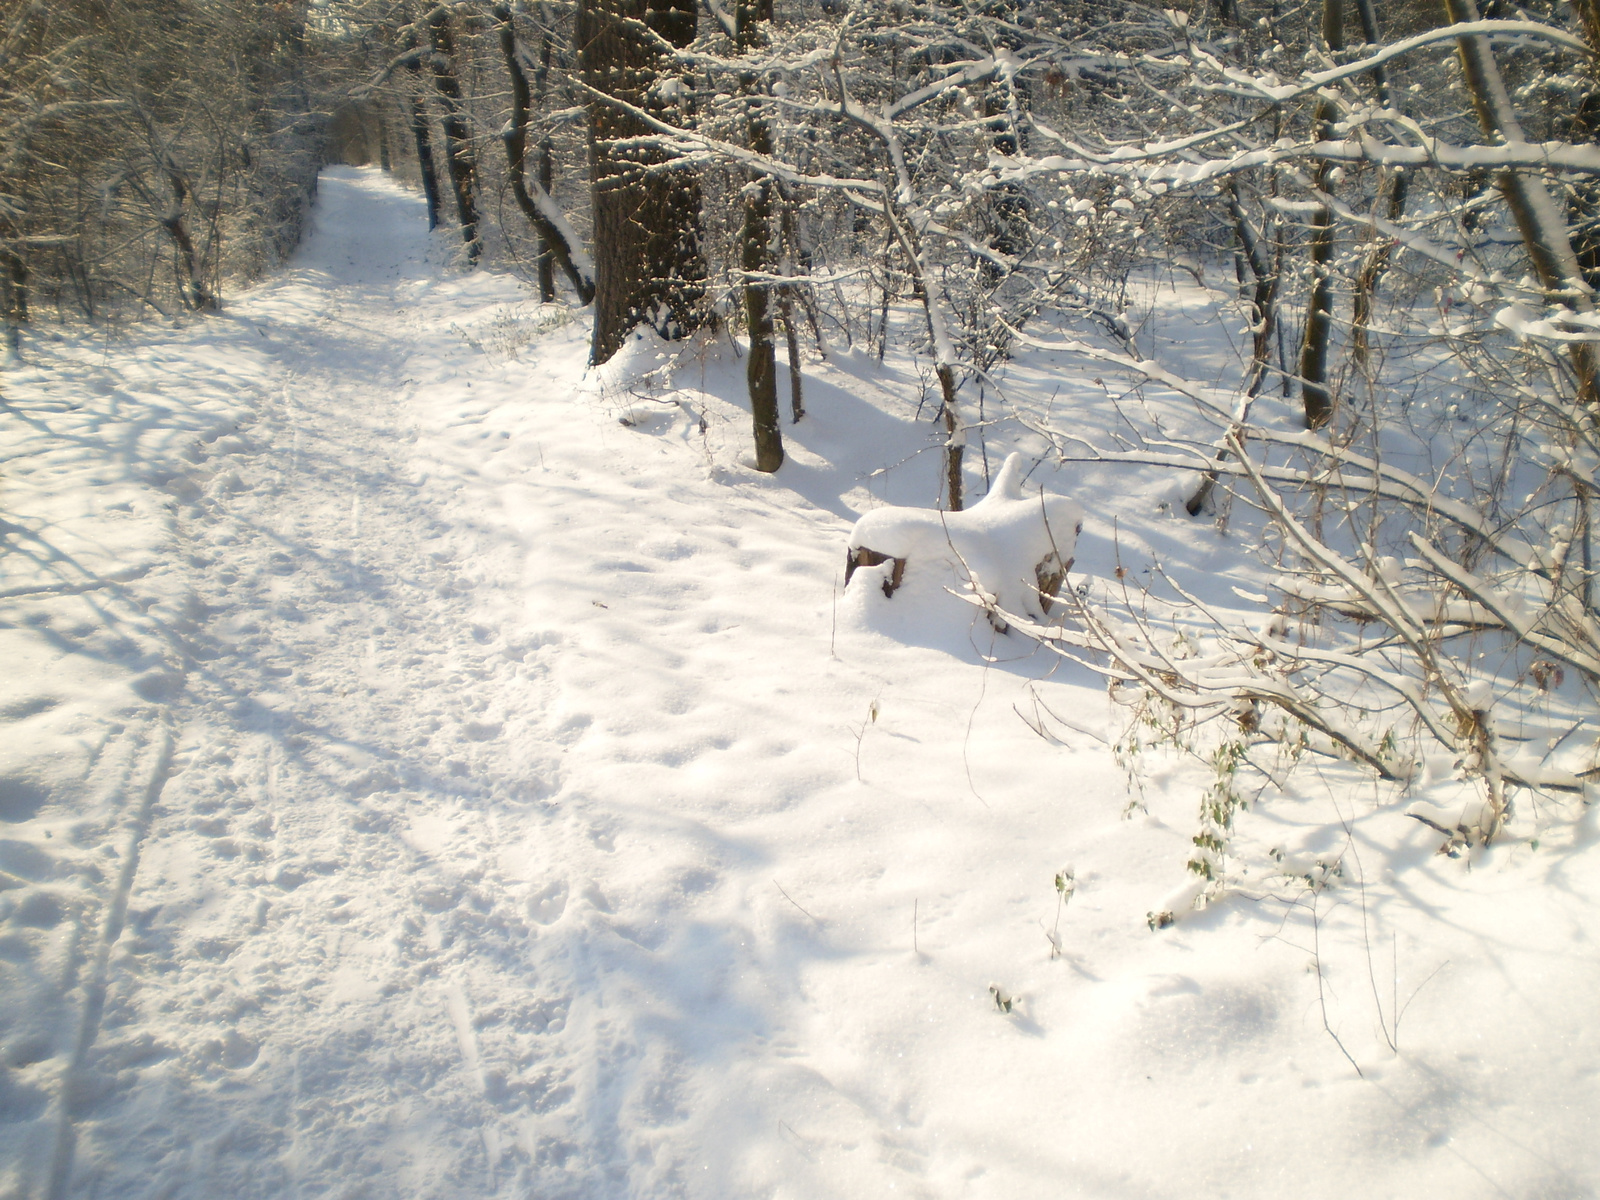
[4, 168, 1600, 1200]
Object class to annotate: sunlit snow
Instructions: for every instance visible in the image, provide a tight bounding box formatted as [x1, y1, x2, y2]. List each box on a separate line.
[2, 168, 1596, 1200]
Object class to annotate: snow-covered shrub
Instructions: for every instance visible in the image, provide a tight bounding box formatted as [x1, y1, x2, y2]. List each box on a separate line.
[921, 0, 1600, 908]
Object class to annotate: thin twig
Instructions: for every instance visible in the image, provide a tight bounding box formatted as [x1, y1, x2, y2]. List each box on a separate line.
[774, 880, 822, 927]
[1311, 894, 1365, 1078]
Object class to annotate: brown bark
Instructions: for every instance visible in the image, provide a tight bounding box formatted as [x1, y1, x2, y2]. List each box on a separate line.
[1188, 180, 1280, 515]
[1351, 169, 1407, 366]
[780, 288, 803, 422]
[1444, 0, 1600, 408]
[405, 37, 443, 231]
[535, 27, 558, 302]
[738, 0, 781, 470]
[1298, 0, 1344, 430]
[938, 363, 963, 513]
[1349, 0, 1407, 367]
[744, 186, 782, 470]
[1, 234, 26, 355]
[161, 170, 217, 312]
[577, 0, 708, 365]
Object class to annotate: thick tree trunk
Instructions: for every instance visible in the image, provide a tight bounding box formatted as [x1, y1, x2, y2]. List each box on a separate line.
[743, 178, 782, 469]
[427, 8, 481, 263]
[577, 0, 708, 365]
[493, 3, 595, 303]
[1569, 1, 1600, 291]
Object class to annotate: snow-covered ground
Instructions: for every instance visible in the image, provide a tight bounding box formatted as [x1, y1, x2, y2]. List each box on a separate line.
[3, 167, 1598, 1199]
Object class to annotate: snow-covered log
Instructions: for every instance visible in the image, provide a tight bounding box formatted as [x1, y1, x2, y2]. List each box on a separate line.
[846, 454, 1083, 621]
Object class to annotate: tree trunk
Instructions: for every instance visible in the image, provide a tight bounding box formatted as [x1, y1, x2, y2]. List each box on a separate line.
[883, 198, 964, 510]
[1298, 0, 1344, 430]
[493, 3, 595, 302]
[1445, 0, 1600, 408]
[406, 52, 443, 231]
[535, 28, 558, 302]
[938, 363, 963, 512]
[577, 0, 708, 365]
[1187, 179, 1279, 514]
[1570, 1, 1600, 293]
[161, 169, 218, 312]
[738, 0, 782, 470]
[781, 288, 803, 422]
[743, 179, 782, 469]
[427, 8, 481, 263]
[1350, 169, 1407, 367]
[1, 239, 26, 357]
[779, 195, 825, 360]
[1349, 0, 1406, 367]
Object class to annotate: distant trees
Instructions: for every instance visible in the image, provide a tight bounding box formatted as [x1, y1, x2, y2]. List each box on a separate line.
[0, 0, 326, 341]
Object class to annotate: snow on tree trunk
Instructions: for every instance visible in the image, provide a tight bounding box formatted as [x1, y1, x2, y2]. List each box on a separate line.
[845, 453, 1081, 620]
[404, 47, 443, 233]
[1297, 0, 1345, 431]
[493, 3, 595, 304]
[1445, 0, 1600, 407]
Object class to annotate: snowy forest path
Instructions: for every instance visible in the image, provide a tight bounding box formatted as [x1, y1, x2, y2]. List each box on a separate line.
[33, 165, 909, 1200]
[40, 170, 615, 1196]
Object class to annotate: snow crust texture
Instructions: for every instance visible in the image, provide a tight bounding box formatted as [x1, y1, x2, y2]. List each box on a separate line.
[2, 168, 1597, 1200]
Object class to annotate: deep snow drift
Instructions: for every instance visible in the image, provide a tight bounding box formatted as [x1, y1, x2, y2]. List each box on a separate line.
[2, 167, 1597, 1200]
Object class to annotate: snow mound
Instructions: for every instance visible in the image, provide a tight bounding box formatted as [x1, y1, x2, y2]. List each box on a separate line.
[845, 453, 1084, 623]
[586, 323, 711, 407]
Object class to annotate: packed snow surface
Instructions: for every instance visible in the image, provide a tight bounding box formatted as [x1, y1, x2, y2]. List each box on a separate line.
[2, 168, 1597, 1199]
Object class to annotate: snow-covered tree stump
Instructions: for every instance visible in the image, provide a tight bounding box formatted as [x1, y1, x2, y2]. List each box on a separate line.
[844, 454, 1083, 621]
